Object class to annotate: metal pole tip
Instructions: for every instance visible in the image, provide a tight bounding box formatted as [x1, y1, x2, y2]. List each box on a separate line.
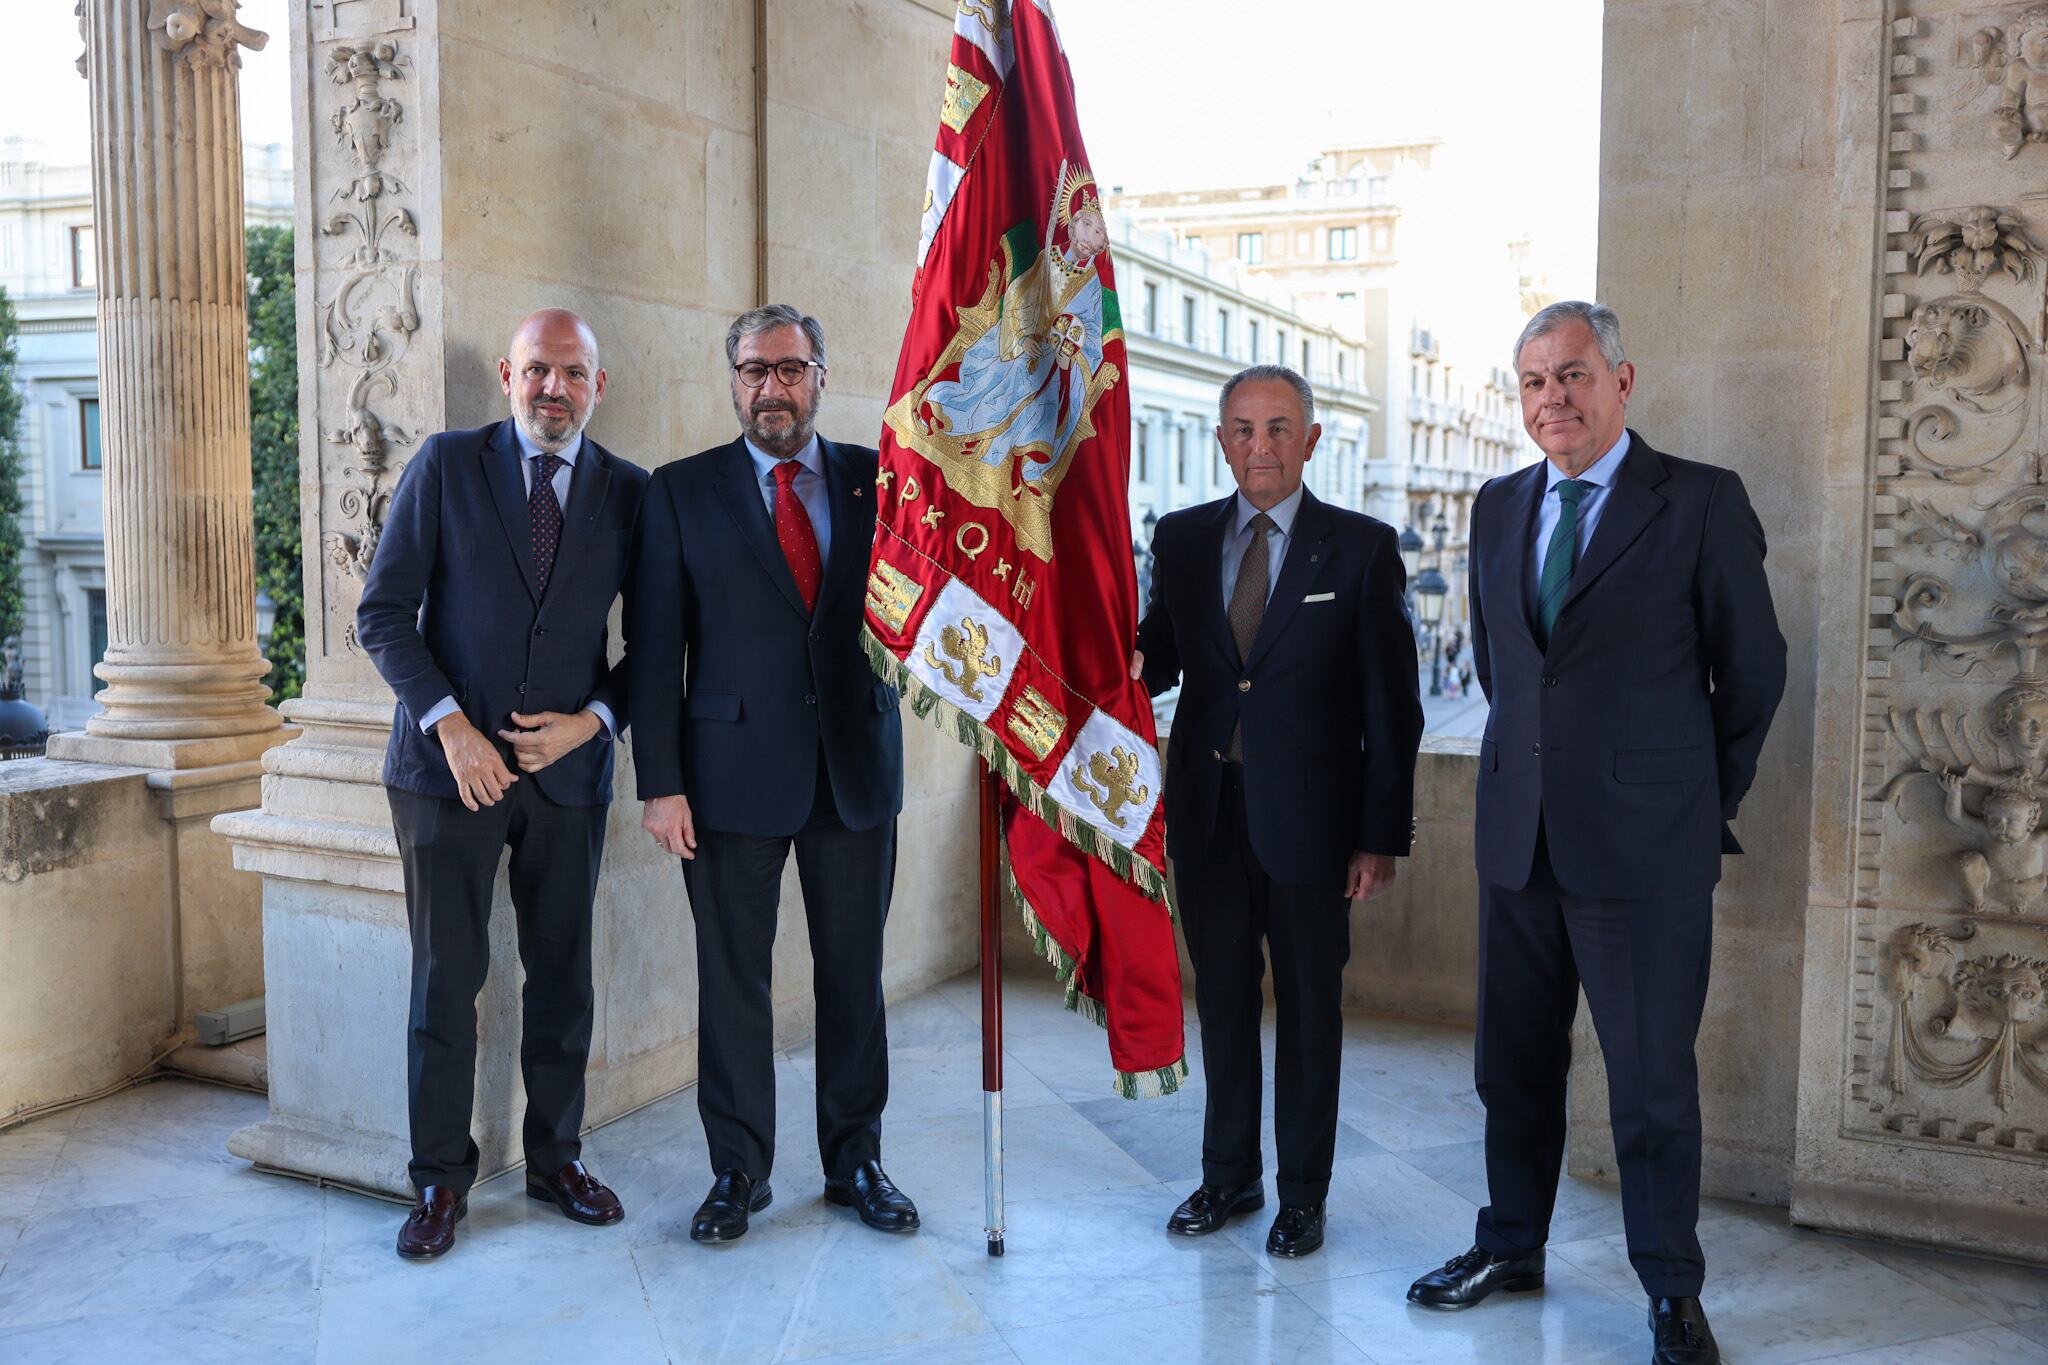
[986, 1234, 1005, 1257]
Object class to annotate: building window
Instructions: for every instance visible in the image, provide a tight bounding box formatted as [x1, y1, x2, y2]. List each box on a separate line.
[1276, 329, 1287, 365]
[1301, 338, 1311, 372]
[1143, 282, 1159, 334]
[1328, 227, 1358, 261]
[1236, 232, 1263, 264]
[1216, 308, 1230, 358]
[1181, 296, 1197, 346]
[70, 225, 97, 289]
[1337, 351, 1347, 384]
[86, 589, 108, 695]
[1135, 421, 1149, 482]
[79, 397, 101, 471]
[1248, 319, 1261, 361]
[1176, 425, 1188, 485]
[1212, 437, 1222, 486]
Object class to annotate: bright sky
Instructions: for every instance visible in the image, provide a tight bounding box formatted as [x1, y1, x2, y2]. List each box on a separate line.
[2, 0, 1600, 295]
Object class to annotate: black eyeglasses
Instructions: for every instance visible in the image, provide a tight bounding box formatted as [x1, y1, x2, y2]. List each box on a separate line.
[732, 359, 825, 388]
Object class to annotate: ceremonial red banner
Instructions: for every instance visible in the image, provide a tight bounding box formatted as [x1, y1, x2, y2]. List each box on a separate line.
[863, 0, 1186, 1097]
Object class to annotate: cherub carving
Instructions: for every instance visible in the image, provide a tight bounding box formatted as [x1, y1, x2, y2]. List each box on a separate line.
[1942, 770, 2048, 914]
[1976, 9, 2048, 159]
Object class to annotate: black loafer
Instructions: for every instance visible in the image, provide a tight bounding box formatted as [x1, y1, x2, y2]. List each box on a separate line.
[823, 1159, 920, 1232]
[1651, 1296, 1719, 1364]
[689, 1169, 771, 1243]
[1265, 1202, 1325, 1258]
[1406, 1245, 1546, 1309]
[395, 1185, 466, 1261]
[1166, 1180, 1264, 1236]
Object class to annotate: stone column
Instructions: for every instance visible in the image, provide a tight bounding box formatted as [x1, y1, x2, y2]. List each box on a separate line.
[50, 0, 283, 768]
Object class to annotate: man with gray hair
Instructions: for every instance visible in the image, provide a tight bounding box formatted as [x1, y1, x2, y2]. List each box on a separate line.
[1407, 302, 1784, 1365]
[1132, 363, 1422, 1258]
[629, 304, 916, 1244]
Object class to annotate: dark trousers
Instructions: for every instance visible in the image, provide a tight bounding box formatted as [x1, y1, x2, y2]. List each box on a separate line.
[1178, 764, 1352, 1207]
[1473, 830, 1715, 1298]
[682, 756, 896, 1183]
[387, 779, 607, 1195]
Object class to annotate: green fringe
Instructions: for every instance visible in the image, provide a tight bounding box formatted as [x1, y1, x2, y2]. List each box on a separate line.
[862, 625, 1171, 903]
[1000, 848, 1189, 1101]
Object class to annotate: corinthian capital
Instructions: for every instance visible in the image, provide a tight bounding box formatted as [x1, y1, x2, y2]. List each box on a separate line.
[146, 0, 269, 70]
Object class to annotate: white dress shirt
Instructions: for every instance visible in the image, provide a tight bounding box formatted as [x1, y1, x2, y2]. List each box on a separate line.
[1219, 483, 1305, 610]
[745, 433, 833, 565]
[1529, 429, 1631, 613]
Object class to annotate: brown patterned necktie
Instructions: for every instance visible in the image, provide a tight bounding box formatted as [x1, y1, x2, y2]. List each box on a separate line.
[530, 452, 565, 598]
[1224, 511, 1274, 760]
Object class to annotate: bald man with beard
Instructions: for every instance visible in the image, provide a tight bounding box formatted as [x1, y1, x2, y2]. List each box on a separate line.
[359, 309, 651, 1260]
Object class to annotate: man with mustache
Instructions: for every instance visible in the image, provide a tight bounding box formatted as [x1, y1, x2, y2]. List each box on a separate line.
[358, 309, 649, 1259]
[1407, 302, 1785, 1365]
[630, 304, 915, 1243]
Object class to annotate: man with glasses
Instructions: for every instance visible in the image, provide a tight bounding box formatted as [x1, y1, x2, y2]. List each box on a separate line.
[629, 304, 916, 1244]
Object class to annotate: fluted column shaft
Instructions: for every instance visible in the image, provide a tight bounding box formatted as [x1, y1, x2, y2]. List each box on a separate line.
[81, 0, 279, 741]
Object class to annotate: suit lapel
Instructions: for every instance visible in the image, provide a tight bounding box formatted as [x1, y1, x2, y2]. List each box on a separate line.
[816, 437, 865, 610]
[483, 419, 542, 605]
[1557, 432, 1668, 618]
[711, 438, 810, 618]
[1493, 460, 1544, 646]
[1243, 490, 1331, 672]
[1196, 496, 1239, 665]
[541, 439, 614, 612]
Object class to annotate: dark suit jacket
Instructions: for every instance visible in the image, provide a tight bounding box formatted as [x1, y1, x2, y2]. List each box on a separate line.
[627, 436, 903, 836]
[358, 419, 649, 807]
[1469, 430, 1787, 898]
[1136, 487, 1423, 888]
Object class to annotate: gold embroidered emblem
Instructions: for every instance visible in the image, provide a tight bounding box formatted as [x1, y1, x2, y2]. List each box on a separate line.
[1074, 745, 1150, 829]
[1007, 686, 1068, 762]
[865, 562, 924, 635]
[923, 614, 1003, 701]
[939, 64, 991, 134]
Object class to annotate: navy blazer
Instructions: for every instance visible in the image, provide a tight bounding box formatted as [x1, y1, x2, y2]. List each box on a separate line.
[358, 419, 649, 807]
[1469, 430, 1787, 898]
[1137, 488, 1423, 888]
[626, 436, 903, 837]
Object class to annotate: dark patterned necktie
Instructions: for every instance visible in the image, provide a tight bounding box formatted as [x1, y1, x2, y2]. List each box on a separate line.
[1536, 478, 1587, 647]
[530, 452, 566, 598]
[1224, 512, 1274, 760]
[773, 459, 822, 612]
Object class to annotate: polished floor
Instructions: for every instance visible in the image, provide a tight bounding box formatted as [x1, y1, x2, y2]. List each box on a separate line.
[0, 972, 2042, 1364]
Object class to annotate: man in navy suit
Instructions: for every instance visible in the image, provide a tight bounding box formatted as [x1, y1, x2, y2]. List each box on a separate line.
[358, 308, 649, 1260]
[1132, 365, 1422, 1259]
[629, 304, 916, 1244]
[1407, 302, 1785, 1365]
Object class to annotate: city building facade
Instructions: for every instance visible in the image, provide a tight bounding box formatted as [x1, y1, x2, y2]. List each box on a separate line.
[0, 136, 291, 728]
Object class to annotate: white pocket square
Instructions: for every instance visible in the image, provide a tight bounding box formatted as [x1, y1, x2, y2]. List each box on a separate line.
[1302, 591, 1335, 603]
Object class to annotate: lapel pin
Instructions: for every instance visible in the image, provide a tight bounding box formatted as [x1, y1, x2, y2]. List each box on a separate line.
[854, 486, 864, 498]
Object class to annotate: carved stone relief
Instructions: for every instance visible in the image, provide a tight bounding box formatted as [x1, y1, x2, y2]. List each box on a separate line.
[313, 39, 420, 655]
[145, 0, 268, 69]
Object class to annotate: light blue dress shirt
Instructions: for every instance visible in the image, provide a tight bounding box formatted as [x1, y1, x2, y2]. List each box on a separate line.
[745, 433, 833, 566]
[1529, 429, 1631, 612]
[1219, 484, 1304, 609]
[416, 424, 616, 738]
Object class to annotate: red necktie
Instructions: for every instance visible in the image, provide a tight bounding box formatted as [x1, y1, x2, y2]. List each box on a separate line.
[772, 459, 821, 612]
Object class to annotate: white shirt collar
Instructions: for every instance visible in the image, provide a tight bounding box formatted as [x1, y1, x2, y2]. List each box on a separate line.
[511, 419, 584, 468]
[745, 433, 824, 483]
[1544, 428, 1630, 493]
[1232, 483, 1305, 539]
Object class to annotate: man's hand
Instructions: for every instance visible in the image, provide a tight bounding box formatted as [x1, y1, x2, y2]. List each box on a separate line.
[436, 712, 518, 811]
[1129, 649, 1145, 681]
[643, 794, 698, 860]
[498, 710, 601, 773]
[1346, 851, 1396, 902]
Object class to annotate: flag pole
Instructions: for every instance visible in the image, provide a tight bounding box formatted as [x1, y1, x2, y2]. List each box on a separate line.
[978, 758, 1006, 1257]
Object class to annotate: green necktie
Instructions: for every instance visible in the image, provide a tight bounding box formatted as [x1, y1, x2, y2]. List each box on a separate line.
[1536, 478, 1588, 646]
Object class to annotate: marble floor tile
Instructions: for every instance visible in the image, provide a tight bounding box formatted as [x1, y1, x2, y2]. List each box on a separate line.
[0, 1218, 20, 1271]
[1001, 1284, 1372, 1364]
[876, 1095, 1155, 1226]
[808, 1333, 1021, 1364]
[1336, 1048, 1490, 1154]
[0, 1293, 321, 1365]
[318, 1173, 646, 1288]
[0, 1185, 321, 1331]
[1847, 1239, 2048, 1326]
[2012, 1316, 2048, 1347]
[0, 1123, 71, 1223]
[1069, 1086, 1384, 1188]
[1549, 1215, 1993, 1364]
[1215, 1151, 1483, 1287]
[632, 1217, 992, 1362]
[927, 1182, 1280, 1332]
[35, 1079, 271, 1214]
[1295, 1261, 1645, 1365]
[317, 1242, 665, 1365]
[1818, 1324, 2046, 1362]
[1393, 1140, 1625, 1246]
[790, 1042, 1063, 1125]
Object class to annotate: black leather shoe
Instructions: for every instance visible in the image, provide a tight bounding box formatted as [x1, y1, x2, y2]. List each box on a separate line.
[689, 1170, 771, 1243]
[1265, 1202, 1325, 1257]
[526, 1159, 624, 1226]
[395, 1185, 466, 1260]
[1166, 1181, 1264, 1236]
[1406, 1245, 1546, 1309]
[823, 1160, 920, 1232]
[1651, 1296, 1719, 1364]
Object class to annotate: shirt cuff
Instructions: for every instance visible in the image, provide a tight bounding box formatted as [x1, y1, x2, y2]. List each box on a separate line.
[585, 701, 617, 738]
[417, 696, 460, 735]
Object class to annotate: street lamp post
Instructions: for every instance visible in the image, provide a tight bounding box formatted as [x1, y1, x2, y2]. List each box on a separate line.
[1427, 512, 1449, 695]
[1397, 523, 1424, 643]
